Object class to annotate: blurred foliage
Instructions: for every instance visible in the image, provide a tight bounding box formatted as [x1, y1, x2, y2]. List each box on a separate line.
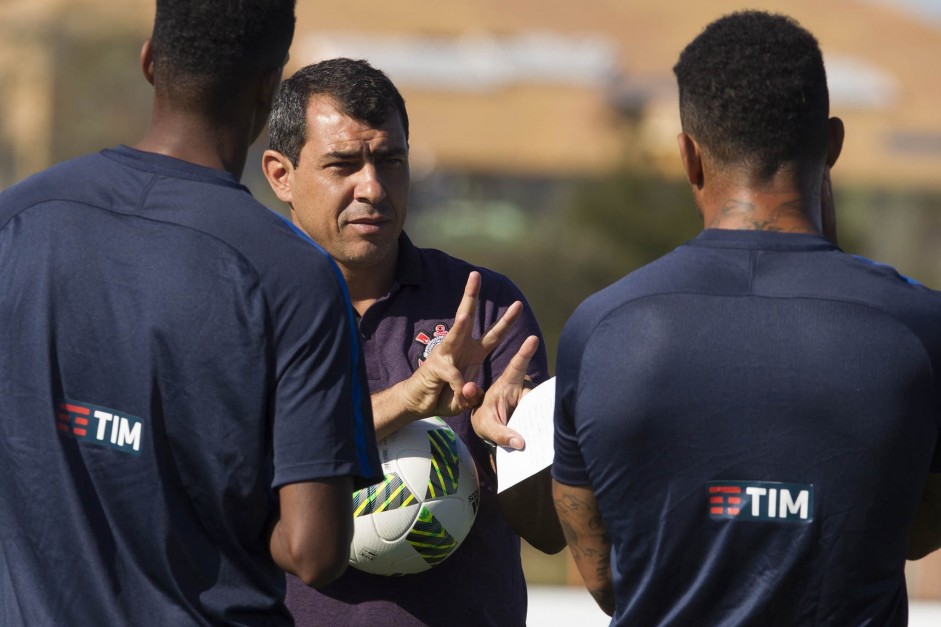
[568, 166, 702, 272]
[52, 28, 151, 162]
[837, 186, 941, 286]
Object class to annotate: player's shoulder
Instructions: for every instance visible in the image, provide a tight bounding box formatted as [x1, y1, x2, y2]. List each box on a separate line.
[223, 210, 345, 304]
[0, 153, 107, 219]
[835, 254, 941, 315]
[844, 254, 930, 290]
[861, 257, 941, 331]
[560, 251, 686, 353]
[579, 251, 683, 314]
[112, 151, 339, 289]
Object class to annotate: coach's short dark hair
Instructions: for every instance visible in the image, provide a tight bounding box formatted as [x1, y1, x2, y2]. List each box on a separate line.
[268, 58, 409, 166]
[673, 11, 830, 177]
[151, 0, 295, 110]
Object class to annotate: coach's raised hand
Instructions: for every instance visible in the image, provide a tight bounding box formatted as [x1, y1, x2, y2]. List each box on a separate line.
[371, 271, 523, 439]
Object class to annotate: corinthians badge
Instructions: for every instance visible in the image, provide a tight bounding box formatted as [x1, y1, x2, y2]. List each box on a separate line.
[414, 323, 450, 366]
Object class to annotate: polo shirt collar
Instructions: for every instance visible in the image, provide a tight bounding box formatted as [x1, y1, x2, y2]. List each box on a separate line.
[395, 232, 423, 287]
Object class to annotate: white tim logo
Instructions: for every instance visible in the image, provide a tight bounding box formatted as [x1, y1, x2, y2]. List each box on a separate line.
[93, 410, 142, 452]
[745, 486, 810, 520]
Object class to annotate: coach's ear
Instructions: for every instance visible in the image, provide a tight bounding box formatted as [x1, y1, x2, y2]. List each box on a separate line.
[677, 132, 703, 189]
[262, 150, 295, 204]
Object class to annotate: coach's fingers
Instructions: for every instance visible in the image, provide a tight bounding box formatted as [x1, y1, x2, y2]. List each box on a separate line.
[473, 398, 525, 451]
[479, 301, 523, 354]
[461, 381, 484, 408]
[452, 272, 482, 331]
[440, 311, 473, 351]
[498, 336, 539, 390]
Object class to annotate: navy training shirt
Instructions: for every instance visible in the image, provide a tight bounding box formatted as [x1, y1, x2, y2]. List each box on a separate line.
[0, 146, 381, 625]
[554, 230, 941, 627]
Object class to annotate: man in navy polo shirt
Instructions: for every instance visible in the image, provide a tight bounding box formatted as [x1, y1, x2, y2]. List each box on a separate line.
[0, 2, 380, 625]
[552, 11, 941, 627]
[262, 58, 564, 626]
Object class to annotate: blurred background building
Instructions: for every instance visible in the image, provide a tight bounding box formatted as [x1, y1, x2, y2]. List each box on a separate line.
[3, 0, 941, 604]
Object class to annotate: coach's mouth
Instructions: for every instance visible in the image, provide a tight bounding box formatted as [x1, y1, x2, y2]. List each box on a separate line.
[346, 216, 392, 235]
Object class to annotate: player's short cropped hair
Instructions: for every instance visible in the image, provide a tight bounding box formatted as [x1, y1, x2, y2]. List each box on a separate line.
[151, 0, 295, 111]
[673, 11, 830, 178]
[268, 58, 410, 166]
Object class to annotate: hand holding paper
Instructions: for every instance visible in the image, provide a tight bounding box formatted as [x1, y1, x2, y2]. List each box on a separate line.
[497, 377, 556, 493]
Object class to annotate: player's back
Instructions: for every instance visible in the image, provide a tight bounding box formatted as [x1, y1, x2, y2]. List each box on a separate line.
[0, 146, 345, 625]
[556, 229, 941, 626]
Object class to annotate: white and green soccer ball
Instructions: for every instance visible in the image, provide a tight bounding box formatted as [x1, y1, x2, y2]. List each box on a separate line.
[349, 417, 480, 575]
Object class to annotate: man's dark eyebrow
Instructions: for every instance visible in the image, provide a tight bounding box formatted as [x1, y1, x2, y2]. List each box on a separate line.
[320, 146, 407, 162]
[373, 146, 408, 158]
[321, 149, 361, 161]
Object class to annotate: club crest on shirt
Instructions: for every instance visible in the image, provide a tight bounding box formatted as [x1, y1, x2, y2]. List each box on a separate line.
[414, 323, 450, 366]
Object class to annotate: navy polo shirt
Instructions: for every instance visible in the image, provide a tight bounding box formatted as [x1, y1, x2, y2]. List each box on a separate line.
[286, 234, 549, 627]
[0, 146, 381, 625]
[554, 229, 941, 626]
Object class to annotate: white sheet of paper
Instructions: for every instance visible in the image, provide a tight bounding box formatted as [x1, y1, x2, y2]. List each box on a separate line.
[496, 377, 556, 493]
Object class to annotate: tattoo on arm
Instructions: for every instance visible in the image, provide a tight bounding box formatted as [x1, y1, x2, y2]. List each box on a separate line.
[552, 483, 615, 615]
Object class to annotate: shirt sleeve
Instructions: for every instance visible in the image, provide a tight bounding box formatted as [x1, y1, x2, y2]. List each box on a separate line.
[552, 308, 592, 487]
[271, 253, 381, 489]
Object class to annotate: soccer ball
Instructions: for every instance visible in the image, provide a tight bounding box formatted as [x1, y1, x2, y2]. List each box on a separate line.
[349, 417, 480, 575]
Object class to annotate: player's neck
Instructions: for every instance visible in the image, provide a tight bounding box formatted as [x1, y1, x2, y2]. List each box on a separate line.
[134, 108, 255, 181]
[698, 170, 823, 235]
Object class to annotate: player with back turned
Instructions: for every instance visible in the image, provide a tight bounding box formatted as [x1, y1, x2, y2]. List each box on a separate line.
[0, 1, 380, 624]
[553, 11, 941, 627]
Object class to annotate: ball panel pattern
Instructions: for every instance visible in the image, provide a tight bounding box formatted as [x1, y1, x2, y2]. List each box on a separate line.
[426, 427, 461, 498]
[353, 472, 417, 517]
[405, 506, 458, 567]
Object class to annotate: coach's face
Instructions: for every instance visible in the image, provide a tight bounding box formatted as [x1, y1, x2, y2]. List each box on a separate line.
[272, 95, 410, 275]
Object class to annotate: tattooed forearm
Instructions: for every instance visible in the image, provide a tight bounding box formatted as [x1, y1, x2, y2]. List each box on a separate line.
[557, 517, 583, 559]
[552, 481, 615, 616]
[588, 584, 616, 614]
